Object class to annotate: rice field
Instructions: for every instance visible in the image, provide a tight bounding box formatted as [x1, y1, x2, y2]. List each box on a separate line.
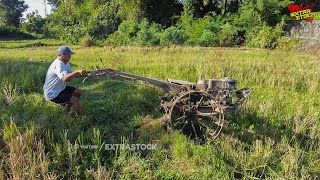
[0, 41, 319, 179]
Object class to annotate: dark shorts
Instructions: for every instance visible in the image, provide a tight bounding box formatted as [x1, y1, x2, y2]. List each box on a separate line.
[51, 86, 76, 106]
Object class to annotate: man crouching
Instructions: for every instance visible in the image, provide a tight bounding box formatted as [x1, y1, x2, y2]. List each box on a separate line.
[44, 46, 88, 116]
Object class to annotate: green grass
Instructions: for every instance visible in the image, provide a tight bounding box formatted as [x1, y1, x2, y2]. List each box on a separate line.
[0, 39, 64, 49]
[0, 44, 319, 179]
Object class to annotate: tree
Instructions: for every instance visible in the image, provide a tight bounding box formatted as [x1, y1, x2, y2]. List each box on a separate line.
[144, 0, 183, 27]
[235, 0, 292, 28]
[46, 0, 60, 7]
[182, 0, 222, 18]
[181, 0, 243, 18]
[22, 11, 45, 34]
[117, 0, 182, 27]
[0, 0, 28, 27]
[118, 0, 145, 21]
[87, 3, 121, 39]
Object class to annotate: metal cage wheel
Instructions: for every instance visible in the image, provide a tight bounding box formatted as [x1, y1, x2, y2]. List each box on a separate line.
[167, 91, 225, 140]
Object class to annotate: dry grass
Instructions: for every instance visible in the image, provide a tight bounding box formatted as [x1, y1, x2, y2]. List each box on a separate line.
[1, 121, 57, 180]
[1, 82, 18, 105]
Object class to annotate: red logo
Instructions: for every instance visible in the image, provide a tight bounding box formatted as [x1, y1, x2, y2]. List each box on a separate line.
[288, 4, 304, 13]
[288, 3, 317, 21]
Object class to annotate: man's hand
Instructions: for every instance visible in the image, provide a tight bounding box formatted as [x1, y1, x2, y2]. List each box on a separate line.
[78, 70, 89, 77]
[62, 70, 89, 82]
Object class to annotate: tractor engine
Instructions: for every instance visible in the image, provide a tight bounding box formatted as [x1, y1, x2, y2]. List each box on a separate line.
[197, 77, 238, 106]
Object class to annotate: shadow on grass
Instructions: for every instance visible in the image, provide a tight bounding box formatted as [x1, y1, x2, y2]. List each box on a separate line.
[224, 108, 315, 151]
[0, 40, 63, 49]
[77, 77, 164, 141]
[219, 109, 319, 179]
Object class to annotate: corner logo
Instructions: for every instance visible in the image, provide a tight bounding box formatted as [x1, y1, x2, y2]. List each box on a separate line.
[288, 3, 320, 21]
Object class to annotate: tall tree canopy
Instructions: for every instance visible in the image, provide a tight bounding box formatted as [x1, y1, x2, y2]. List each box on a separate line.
[0, 0, 28, 27]
[183, 0, 241, 18]
[22, 11, 45, 34]
[144, 0, 183, 27]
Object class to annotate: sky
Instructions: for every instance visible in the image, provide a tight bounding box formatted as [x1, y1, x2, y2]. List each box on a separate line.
[23, 0, 52, 18]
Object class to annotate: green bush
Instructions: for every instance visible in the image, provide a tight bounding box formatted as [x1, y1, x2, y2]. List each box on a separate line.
[235, 0, 291, 30]
[160, 26, 185, 46]
[0, 25, 34, 39]
[245, 23, 283, 49]
[43, 17, 86, 44]
[107, 19, 161, 46]
[106, 20, 139, 46]
[133, 19, 161, 46]
[276, 36, 300, 50]
[61, 25, 85, 44]
[179, 14, 221, 46]
[79, 35, 94, 47]
[21, 11, 45, 34]
[87, 3, 121, 40]
[0, 25, 17, 36]
[41, 2, 89, 42]
[198, 29, 217, 47]
[42, 2, 121, 44]
[218, 23, 238, 47]
[186, 16, 218, 41]
[42, 19, 60, 39]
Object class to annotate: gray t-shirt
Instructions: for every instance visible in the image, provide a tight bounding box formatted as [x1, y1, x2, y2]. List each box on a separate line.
[43, 58, 73, 100]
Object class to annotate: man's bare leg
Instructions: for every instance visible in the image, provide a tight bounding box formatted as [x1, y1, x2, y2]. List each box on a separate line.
[72, 88, 82, 98]
[64, 103, 72, 112]
[70, 96, 83, 116]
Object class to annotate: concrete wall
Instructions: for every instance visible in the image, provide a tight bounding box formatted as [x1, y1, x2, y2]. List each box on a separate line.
[286, 20, 320, 45]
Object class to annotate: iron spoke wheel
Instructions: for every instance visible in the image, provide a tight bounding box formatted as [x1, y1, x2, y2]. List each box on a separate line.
[166, 91, 224, 141]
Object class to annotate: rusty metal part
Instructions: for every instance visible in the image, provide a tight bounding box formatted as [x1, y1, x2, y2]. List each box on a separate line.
[164, 91, 224, 140]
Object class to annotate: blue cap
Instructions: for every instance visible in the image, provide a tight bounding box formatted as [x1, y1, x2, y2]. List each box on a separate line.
[57, 46, 75, 55]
